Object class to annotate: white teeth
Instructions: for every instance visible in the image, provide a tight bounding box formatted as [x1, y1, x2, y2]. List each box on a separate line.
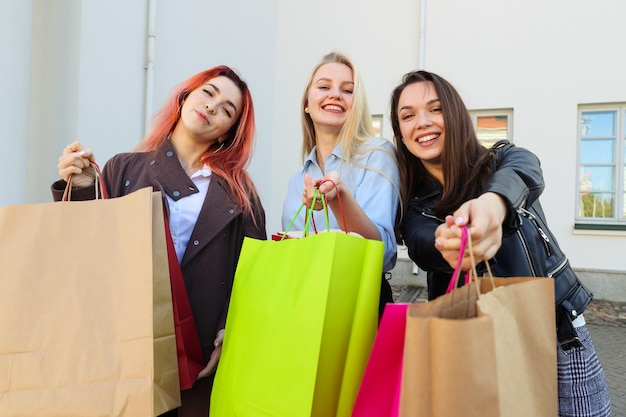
[324, 105, 344, 112]
[418, 134, 438, 143]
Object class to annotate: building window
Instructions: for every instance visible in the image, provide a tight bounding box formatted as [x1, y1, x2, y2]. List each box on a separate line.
[576, 105, 626, 229]
[371, 114, 383, 137]
[470, 109, 513, 147]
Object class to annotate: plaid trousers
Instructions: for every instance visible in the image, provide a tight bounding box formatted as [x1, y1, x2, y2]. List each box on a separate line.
[557, 324, 611, 417]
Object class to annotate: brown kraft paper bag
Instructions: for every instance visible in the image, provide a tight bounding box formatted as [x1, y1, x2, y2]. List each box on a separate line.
[0, 187, 180, 416]
[400, 277, 557, 417]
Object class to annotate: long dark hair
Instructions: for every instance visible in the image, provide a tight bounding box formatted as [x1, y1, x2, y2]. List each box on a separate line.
[390, 70, 493, 218]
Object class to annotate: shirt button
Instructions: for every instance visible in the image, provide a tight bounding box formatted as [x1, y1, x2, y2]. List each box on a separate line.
[331, 155, 337, 160]
[229, 209, 235, 214]
[189, 186, 195, 191]
[124, 180, 131, 187]
[166, 151, 174, 157]
[173, 191, 180, 197]
[572, 309, 578, 317]
[193, 240, 199, 246]
[150, 160, 156, 165]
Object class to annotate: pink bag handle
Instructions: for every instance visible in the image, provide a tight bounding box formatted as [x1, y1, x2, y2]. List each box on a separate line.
[445, 225, 469, 294]
[445, 225, 496, 295]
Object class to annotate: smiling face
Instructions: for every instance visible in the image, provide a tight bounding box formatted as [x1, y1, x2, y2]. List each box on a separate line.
[178, 75, 243, 144]
[397, 81, 445, 179]
[305, 62, 354, 135]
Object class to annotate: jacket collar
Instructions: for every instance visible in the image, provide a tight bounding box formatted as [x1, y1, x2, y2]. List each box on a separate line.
[410, 180, 445, 221]
[150, 138, 202, 201]
[412, 179, 442, 202]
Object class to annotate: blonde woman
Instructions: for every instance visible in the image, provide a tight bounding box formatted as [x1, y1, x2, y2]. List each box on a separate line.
[281, 52, 400, 315]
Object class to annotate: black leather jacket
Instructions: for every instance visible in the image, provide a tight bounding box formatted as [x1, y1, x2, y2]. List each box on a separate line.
[401, 140, 593, 343]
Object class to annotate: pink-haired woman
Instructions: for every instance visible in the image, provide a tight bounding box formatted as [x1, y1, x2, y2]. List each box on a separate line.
[54, 65, 266, 416]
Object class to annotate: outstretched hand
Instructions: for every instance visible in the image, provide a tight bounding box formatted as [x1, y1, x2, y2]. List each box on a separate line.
[434, 192, 507, 271]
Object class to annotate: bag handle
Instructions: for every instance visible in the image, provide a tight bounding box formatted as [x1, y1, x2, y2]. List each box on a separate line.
[445, 226, 469, 294]
[445, 225, 495, 295]
[466, 228, 496, 293]
[281, 179, 348, 240]
[306, 179, 348, 235]
[280, 189, 323, 239]
[303, 188, 328, 236]
[62, 160, 108, 201]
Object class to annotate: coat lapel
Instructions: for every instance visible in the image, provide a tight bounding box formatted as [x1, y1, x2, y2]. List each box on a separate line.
[180, 175, 241, 268]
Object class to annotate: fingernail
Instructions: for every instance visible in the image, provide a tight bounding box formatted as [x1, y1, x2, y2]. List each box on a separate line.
[435, 239, 442, 247]
[78, 150, 87, 156]
[455, 217, 464, 225]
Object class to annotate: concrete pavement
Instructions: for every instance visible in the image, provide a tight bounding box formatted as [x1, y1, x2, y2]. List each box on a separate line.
[586, 302, 626, 417]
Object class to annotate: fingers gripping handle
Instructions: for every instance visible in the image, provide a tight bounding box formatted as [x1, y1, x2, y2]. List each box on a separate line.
[62, 160, 108, 201]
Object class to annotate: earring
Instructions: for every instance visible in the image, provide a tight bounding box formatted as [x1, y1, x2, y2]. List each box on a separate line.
[304, 107, 309, 113]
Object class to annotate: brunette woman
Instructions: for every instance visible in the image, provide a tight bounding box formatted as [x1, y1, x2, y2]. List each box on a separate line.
[390, 69, 610, 416]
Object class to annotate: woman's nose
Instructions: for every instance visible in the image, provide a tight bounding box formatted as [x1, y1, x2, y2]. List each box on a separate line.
[205, 102, 216, 114]
[328, 88, 342, 99]
[415, 114, 432, 129]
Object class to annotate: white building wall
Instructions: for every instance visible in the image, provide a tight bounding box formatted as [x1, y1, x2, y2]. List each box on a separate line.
[422, 0, 626, 279]
[1, 0, 623, 296]
[269, 0, 421, 236]
[28, 0, 82, 202]
[1, 0, 33, 205]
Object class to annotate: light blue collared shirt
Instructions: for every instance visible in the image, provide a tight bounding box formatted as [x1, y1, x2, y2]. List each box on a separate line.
[282, 137, 400, 272]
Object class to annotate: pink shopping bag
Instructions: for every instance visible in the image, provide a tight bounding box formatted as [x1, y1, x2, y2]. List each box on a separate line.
[351, 303, 410, 417]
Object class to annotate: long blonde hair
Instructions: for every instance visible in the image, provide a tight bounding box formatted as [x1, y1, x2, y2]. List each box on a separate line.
[300, 51, 376, 165]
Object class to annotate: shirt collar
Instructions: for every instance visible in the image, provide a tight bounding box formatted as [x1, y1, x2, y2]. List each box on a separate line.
[302, 143, 344, 171]
[189, 164, 212, 179]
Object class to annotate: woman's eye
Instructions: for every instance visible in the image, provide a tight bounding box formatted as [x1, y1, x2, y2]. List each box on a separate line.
[203, 89, 214, 97]
[342, 89, 353, 94]
[223, 108, 232, 118]
[401, 113, 414, 121]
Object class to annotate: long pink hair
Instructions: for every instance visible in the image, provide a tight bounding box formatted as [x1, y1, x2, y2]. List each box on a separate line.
[135, 65, 260, 217]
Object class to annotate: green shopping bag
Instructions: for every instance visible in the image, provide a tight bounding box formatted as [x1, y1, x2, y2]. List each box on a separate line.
[211, 188, 383, 417]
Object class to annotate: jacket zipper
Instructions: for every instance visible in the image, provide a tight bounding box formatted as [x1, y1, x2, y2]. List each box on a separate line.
[547, 257, 569, 278]
[518, 207, 551, 256]
[515, 229, 538, 276]
[421, 210, 445, 222]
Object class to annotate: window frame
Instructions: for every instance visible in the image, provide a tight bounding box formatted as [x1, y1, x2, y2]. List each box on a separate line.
[470, 108, 514, 147]
[575, 103, 626, 230]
